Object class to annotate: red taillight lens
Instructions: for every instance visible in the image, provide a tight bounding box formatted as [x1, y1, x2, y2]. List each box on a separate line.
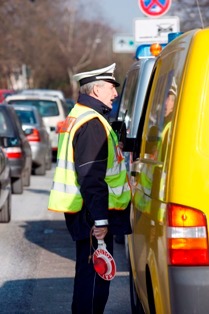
[167, 204, 209, 265]
[5, 147, 22, 159]
[56, 121, 65, 133]
[27, 129, 41, 142]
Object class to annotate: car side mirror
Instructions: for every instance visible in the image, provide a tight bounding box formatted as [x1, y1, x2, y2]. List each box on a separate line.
[111, 120, 137, 153]
[111, 120, 127, 145]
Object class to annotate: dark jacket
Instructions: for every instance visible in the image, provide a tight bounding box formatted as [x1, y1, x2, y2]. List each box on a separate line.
[65, 93, 131, 241]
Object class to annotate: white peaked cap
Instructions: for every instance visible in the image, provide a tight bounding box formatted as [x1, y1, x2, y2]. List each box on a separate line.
[169, 76, 177, 96]
[73, 63, 120, 87]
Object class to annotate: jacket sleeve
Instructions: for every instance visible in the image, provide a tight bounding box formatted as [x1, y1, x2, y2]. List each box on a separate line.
[73, 118, 109, 226]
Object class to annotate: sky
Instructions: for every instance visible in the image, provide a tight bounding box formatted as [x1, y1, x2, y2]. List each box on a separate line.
[94, 0, 143, 35]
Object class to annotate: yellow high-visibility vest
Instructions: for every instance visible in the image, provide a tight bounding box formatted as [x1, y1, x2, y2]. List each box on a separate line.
[48, 103, 131, 213]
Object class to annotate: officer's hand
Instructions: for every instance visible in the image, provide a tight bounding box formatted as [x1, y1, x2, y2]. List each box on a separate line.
[92, 226, 108, 240]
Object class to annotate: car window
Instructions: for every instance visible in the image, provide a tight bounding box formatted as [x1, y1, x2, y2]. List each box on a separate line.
[0, 136, 21, 147]
[118, 69, 140, 135]
[0, 111, 15, 137]
[144, 70, 179, 163]
[15, 109, 36, 125]
[7, 99, 59, 117]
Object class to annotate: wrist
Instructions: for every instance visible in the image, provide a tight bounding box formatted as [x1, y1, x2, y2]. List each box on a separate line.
[94, 219, 108, 227]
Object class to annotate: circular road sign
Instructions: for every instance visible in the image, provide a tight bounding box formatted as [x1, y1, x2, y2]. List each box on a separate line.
[138, 0, 172, 17]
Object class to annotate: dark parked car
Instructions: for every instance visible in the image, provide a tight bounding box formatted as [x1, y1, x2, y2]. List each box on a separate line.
[13, 105, 52, 175]
[0, 104, 32, 194]
[0, 147, 11, 222]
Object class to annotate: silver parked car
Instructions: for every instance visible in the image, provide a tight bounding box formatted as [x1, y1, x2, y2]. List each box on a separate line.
[6, 94, 68, 161]
[13, 105, 52, 175]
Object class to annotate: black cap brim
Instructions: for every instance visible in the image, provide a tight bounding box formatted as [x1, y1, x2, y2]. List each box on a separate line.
[104, 79, 120, 87]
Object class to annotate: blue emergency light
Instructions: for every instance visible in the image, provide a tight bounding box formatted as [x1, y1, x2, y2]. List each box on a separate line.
[135, 43, 167, 60]
[135, 32, 183, 60]
[168, 32, 183, 42]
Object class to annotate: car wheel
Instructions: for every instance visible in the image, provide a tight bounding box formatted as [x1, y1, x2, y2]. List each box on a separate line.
[23, 168, 31, 187]
[34, 160, 46, 175]
[45, 153, 52, 170]
[12, 177, 23, 194]
[129, 257, 145, 314]
[0, 192, 11, 223]
[52, 150, 57, 163]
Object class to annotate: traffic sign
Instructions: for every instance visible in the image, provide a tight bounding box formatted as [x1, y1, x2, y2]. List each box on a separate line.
[134, 16, 180, 44]
[138, 0, 172, 17]
[112, 35, 136, 53]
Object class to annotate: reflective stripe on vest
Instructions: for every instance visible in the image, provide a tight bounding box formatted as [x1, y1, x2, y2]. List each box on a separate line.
[48, 103, 131, 213]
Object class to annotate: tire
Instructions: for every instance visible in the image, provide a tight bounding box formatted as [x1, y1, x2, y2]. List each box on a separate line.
[23, 168, 31, 187]
[52, 150, 57, 163]
[34, 160, 46, 175]
[146, 269, 156, 314]
[129, 258, 145, 314]
[0, 192, 11, 223]
[12, 177, 23, 194]
[45, 153, 52, 170]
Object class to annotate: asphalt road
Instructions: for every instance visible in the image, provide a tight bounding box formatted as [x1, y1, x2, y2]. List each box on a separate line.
[0, 165, 131, 313]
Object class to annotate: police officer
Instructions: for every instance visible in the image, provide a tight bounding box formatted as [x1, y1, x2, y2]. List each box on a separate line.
[48, 63, 132, 314]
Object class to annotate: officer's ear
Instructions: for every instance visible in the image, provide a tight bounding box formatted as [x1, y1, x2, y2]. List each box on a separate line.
[91, 84, 98, 97]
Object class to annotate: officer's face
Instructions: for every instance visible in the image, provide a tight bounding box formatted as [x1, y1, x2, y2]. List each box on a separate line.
[96, 82, 118, 108]
[164, 94, 175, 117]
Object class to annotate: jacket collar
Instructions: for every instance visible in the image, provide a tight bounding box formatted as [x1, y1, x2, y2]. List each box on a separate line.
[77, 93, 111, 117]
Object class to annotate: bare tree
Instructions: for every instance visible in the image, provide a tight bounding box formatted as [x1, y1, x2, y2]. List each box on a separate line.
[44, 0, 115, 98]
[171, 0, 209, 31]
[4, 0, 209, 95]
[0, 0, 119, 96]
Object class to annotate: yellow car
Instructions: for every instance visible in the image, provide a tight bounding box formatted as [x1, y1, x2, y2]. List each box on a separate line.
[128, 28, 209, 314]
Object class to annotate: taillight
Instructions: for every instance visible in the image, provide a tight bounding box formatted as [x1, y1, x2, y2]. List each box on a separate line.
[167, 204, 209, 265]
[27, 128, 41, 142]
[5, 147, 22, 159]
[56, 121, 65, 133]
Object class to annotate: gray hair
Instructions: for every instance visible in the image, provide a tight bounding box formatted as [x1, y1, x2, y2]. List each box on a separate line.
[79, 80, 105, 95]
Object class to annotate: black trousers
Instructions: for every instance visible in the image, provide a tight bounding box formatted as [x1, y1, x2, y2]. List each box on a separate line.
[72, 234, 114, 314]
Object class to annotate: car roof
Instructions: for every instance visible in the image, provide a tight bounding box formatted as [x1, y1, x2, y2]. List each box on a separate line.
[17, 89, 65, 100]
[5, 94, 61, 102]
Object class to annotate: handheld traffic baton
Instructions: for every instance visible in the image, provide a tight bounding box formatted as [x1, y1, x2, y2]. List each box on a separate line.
[92, 239, 116, 281]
